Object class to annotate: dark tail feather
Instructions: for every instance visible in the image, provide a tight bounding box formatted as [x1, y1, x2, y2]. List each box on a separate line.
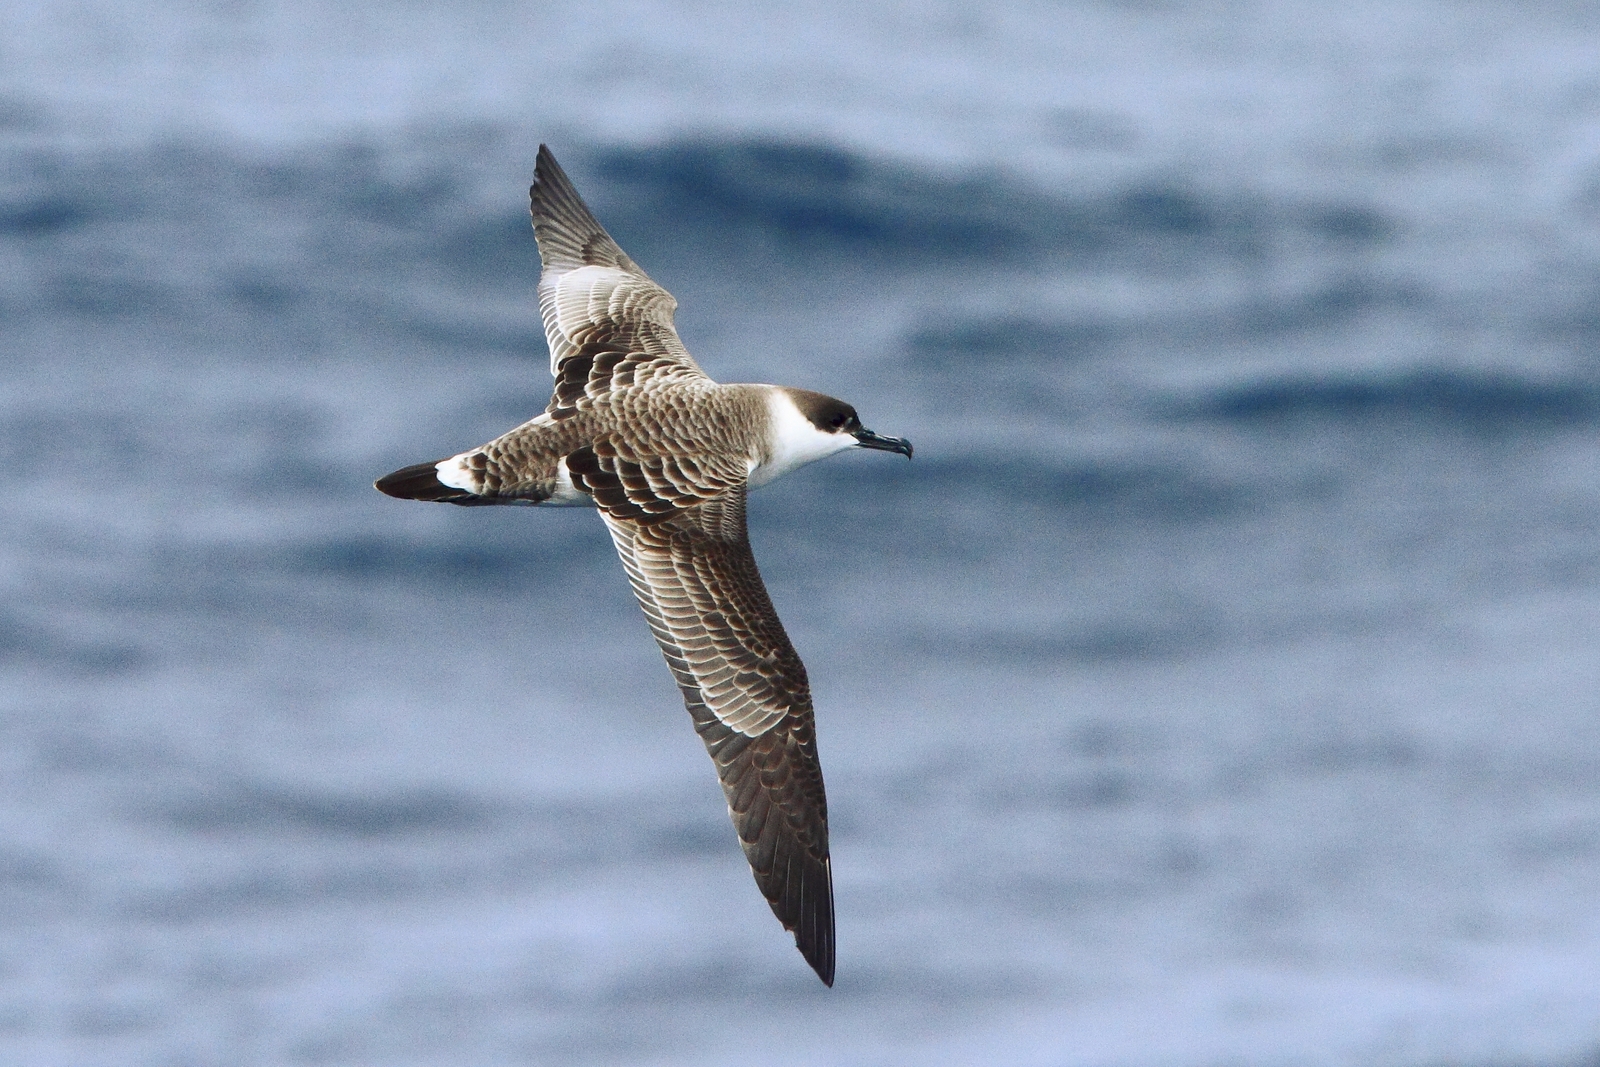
[374, 461, 494, 506]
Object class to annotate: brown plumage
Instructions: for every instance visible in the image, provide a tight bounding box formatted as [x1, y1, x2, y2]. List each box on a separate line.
[376, 145, 911, 986]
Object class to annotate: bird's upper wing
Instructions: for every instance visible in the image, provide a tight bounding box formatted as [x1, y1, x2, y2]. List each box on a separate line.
[530, 145, 710, 419]
[602, 493, 835, 986]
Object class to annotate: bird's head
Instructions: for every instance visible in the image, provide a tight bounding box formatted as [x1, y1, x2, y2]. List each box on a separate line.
[753, 386, 913, 487]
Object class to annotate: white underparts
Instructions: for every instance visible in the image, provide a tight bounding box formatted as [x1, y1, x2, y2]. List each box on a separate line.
[750, 388, 857, 488]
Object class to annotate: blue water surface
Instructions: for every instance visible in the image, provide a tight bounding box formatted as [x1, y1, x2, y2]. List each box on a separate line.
[3, 2, 1600, 1064]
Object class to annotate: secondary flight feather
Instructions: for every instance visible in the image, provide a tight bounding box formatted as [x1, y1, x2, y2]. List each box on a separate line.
[375, 145, 912, 985]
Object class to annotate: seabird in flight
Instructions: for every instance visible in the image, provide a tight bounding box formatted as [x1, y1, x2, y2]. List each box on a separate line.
[375, 145, 912, 985]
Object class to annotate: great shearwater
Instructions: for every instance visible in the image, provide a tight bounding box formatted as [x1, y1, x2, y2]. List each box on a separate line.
[375, 145, 911, 986]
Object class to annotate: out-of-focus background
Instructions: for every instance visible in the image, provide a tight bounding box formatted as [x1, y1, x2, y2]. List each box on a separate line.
[4, 1, 1600, 1063]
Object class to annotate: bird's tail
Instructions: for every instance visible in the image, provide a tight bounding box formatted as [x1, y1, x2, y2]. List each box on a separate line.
[374, 461, 497, 506]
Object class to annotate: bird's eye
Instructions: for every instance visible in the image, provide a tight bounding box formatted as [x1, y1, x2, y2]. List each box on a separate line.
[830, 413, 847, 429]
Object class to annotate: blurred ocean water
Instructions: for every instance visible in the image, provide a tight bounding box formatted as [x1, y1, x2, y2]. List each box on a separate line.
[3, 1, 1600, 1064]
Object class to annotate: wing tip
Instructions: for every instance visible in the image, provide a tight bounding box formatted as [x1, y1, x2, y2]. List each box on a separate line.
[528, 143, 637, 273]
[803, 933, 836, 987]
[529, 143, 583, 222]
[792, 855, 836, 987]
[530, 143, 561, 199]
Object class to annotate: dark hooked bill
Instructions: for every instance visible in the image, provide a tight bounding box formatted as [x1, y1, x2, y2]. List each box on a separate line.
[854, 429, 913, 458]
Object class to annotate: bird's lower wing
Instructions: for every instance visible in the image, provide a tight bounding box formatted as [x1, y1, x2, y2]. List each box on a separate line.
[601, 494, 835, 985]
